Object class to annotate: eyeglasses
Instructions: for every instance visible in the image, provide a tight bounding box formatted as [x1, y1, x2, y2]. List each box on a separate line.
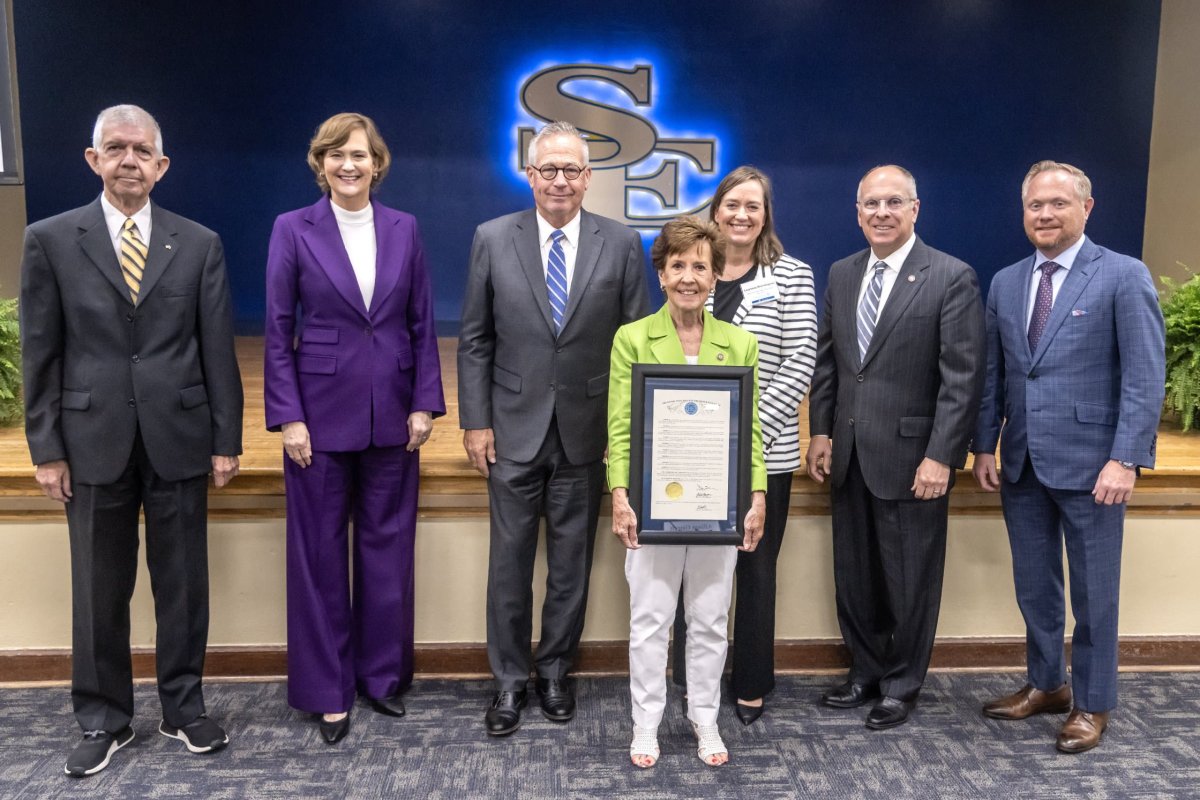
[531, 163, 585, 181]
[858, 196, 914, 213]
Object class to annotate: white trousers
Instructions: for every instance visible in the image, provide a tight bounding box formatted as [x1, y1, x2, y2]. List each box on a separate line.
[625, 544, 737, 727]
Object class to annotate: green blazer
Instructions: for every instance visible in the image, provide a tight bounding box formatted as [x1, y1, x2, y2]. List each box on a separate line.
[606, 304, 768, 494]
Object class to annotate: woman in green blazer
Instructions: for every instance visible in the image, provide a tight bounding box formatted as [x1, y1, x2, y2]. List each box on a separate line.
[607, 216, 767, 769]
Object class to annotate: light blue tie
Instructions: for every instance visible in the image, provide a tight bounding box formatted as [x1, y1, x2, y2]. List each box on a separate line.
[856, 261, 887, 362]
[547, 229, 568, 333]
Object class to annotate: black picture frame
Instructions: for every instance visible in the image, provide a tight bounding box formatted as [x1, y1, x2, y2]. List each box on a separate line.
[627, 364, 753, 545]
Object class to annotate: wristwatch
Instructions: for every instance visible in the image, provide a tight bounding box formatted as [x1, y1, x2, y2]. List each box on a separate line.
[1118, 460, 1136, 470]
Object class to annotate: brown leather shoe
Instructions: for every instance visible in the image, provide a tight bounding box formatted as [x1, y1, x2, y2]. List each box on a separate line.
[1056, 708, 1109, 753]
[982, 683, 1072, 720]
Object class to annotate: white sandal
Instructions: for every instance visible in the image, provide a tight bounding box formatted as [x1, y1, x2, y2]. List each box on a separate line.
[692, 722, 728, 766]
[630, 725, 660, 768]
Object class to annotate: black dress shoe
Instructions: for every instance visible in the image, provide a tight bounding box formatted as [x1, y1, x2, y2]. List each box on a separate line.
[485, 690, 527, 736]
[536, 678, 575, 722]
[318, 713, 351, 744]
[865, 697, 915, 730]
[735, 701, 764, 726]
[821, 681, 881, 709]
[369, 695, 407, 717]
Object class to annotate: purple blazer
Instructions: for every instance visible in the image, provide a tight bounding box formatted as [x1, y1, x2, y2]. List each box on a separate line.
[264, 197, 445, 451]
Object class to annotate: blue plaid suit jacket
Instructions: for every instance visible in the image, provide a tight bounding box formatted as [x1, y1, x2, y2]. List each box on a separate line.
[974, 237, 1165, 491]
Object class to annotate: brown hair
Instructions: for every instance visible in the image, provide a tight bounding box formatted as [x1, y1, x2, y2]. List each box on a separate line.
[708, 165, 783, 267]
[307, 112, 392, 193]
[651, 215, 727, 278]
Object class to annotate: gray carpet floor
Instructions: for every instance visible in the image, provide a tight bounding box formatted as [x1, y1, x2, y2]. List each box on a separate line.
[1, 672, 1198, 799]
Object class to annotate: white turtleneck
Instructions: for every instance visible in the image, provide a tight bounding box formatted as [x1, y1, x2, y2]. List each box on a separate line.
[331, 201, 377, 309]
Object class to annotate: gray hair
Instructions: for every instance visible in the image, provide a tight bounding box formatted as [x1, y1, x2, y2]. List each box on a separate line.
[857, 164, 918, 202]
[92, 104, 164, 156]
[1021, 160, 1092, 203]
[527, 120, 589, 167]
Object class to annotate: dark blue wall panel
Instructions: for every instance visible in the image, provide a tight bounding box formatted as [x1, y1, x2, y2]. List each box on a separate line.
[14, 1, 1161, 333]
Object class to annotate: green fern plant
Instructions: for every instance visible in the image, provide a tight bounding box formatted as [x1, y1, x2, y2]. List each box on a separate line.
[1160, 271, 1200, 432]
[0, 298, 21, 426]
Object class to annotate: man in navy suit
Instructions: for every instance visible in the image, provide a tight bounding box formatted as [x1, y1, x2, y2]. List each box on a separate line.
[973, 161, 1165, 753]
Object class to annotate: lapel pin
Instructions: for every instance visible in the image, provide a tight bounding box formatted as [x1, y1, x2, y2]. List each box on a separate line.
[717, 352, 725, 361]
[907, 275, 915, 282]
[165, 244, 172, 250]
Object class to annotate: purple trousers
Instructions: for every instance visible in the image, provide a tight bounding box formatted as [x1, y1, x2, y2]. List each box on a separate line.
[284, 445, 419, 713]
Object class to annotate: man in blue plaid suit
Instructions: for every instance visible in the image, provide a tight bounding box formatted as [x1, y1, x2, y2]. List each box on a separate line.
[972, 161, 1165, 754]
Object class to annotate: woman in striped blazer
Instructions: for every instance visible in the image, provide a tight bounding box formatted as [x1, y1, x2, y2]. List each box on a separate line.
[675, 166, 818, 724]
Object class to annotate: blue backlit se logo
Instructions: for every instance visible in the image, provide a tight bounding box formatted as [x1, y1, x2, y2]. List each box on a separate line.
[515, 62, 722, 231]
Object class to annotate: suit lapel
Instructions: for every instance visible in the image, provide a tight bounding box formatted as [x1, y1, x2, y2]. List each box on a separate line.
[514, 210, 557, 336]
[301, 197, 370, 319]
[369, 200, 400, 316]
[1014, 255, 1038, 362]
[861, 240, 930, 369]
[136, 203, 178, 304]
[838, 252, 871, 363]
[1030, 239, 1100, 367]
[648, 305, 685, 363]
[76, 201, 133, 305]
[698, 311, 733, 364]
[560, 211, 601, 332]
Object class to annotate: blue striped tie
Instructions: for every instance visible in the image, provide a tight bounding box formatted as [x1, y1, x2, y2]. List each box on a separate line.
[547, 229, 568, 333]
[856, 261, 886, 362]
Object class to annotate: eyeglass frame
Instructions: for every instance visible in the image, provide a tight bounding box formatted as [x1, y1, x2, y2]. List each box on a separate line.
[856, 196, 917, 213]
[529, 163, 586, 181]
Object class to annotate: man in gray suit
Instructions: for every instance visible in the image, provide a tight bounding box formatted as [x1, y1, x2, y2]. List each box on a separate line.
[806, 165, 985, 729]
[20, 105, 243, 776]
[458, 121, 649, 736]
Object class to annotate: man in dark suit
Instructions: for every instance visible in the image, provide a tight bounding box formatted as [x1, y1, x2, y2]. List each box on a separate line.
[973, 161, 1165, 753]
[20, 105, 243, 777]
[458, 120, 649, 736]
[806, 165, 985, 729]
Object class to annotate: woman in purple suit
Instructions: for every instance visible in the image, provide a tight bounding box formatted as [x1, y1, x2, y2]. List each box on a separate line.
[264, 113, 445, 744]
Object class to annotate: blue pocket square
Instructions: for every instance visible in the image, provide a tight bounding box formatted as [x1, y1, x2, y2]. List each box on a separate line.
[1071, 309, 1087, 317]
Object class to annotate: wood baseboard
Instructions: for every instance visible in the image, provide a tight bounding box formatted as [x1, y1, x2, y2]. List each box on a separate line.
[3, 636, 1198, 684]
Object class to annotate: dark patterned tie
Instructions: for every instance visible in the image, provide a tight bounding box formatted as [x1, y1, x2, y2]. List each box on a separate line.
[1027, 261, 1060, 352]
[546, 229, 567, 333]
[856, 261, 887, 362]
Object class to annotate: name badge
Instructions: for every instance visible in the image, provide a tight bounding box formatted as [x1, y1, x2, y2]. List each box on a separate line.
[741, 277, 778, 307]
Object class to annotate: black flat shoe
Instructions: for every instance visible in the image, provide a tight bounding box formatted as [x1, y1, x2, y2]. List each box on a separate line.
[821, 681, 881, 709]
[485, 690, 527, 736]
[536, 678, 575, 722]
[369, 695, 407, 717]
[318, 713, 351, 744]
[735, 701, 764, 726]
[865, 697, 915, 730]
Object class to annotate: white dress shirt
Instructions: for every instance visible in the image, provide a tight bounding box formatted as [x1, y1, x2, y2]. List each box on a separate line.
[536, 210, 582, 292]
[99, 194, 153, 262]
[1025, 234, 1086, 329]
[855, 233, 917, 322]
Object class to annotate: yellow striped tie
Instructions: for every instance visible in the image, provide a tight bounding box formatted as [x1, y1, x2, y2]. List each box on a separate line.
[120, 218, 148, 303]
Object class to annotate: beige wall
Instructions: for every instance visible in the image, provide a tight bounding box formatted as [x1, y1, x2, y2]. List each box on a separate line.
[1143, 0, 1200, 285]
[0, 184, 24, 297]
[3, 512, 1198, 651]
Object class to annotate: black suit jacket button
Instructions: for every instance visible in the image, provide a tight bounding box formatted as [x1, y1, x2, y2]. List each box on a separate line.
[848, 418, 855, 426]
[125, 313, 135, 323]
[856, 374, 864, 382]
[127, 398, 136, 407]
[364, 327, 372, 336]
[131, 354, 140, 363]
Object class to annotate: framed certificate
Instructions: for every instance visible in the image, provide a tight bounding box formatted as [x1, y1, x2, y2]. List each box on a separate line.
[627, 364, 753, 545]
